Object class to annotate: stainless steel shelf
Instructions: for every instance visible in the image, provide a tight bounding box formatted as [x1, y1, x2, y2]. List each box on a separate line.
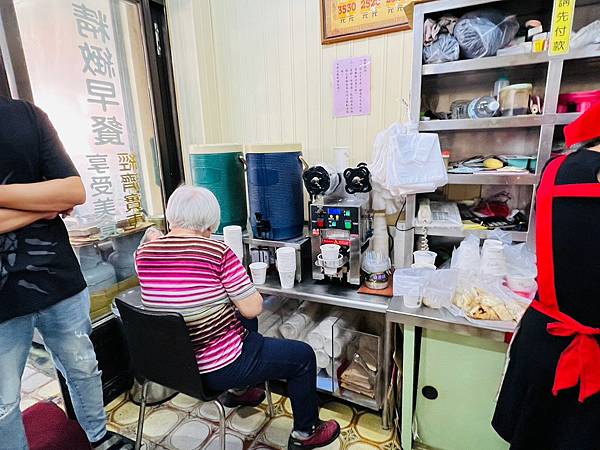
[421, 46, 600, 76]
[386, 298, 510, 341]
[414, 227, 528, 242]
[563, 45, 600, 62]
[553, 112, 581, 125]
[422, 51, 551, 76]
[446, 173, 538, 185]
[419, 115, 544, 131]
[256, 275, 389, 314]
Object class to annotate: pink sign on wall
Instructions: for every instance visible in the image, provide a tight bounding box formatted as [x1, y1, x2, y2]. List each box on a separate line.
[333, 56, 371, 117]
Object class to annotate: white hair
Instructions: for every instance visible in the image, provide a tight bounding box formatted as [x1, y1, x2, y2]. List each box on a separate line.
[166, 185, 221, 233]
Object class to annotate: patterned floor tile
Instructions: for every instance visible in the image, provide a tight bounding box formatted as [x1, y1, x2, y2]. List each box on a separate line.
[169, 394, 202, 412]
[319, 401, 356, 429]
[228, 406, 269, 437]
[354, 412, 394, 444]
[160, 417, 211, 450]
[201, 431, 245, 450]
[21, 349, 399, 450]
[193, 401, 234, 422]
[21, 372, 53, 394]
[142, 408, 185, 441]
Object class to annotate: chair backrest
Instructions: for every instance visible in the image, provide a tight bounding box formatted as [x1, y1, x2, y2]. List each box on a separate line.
[115, 298, 218, 401]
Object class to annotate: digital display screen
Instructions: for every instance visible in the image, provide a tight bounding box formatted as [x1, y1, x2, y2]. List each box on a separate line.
[328, 208, 341, 215]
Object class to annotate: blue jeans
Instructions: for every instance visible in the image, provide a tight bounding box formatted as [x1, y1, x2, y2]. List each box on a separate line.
[0, 289, 106, 450]
[203, 322, 319, 433]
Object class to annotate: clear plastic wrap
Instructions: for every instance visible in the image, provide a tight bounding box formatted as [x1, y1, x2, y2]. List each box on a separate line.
[423, 34, 460, 64]
[454, 10, 519, 59]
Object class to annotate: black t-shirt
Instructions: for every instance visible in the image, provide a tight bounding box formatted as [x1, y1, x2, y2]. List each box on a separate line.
[0, 97, 86, 322]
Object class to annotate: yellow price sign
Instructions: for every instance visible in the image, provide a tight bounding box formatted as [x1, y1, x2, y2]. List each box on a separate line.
[550, 0, 577, 55]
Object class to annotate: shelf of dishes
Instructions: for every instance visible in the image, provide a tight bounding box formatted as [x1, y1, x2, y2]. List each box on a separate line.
[422, 45, 600, 76]
[419, 112, 583, 131]
[259, 297, 384, 411]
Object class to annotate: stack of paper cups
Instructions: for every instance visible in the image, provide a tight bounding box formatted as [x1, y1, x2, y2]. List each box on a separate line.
[276, 247, 296, 289]
[223, 225, 244, 262]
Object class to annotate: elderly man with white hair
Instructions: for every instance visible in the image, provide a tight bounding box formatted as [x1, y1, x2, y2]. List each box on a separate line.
[135, 185, 340, 450]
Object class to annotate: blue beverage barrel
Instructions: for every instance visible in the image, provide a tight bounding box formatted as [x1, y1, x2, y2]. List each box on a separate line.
[245, 144, 304, 240]
[189, 144, 248, 234]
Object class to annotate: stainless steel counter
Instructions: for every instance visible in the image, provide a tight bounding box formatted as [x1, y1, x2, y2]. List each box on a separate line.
[386, 297, 512, 342]
[256, 275, 389, 313]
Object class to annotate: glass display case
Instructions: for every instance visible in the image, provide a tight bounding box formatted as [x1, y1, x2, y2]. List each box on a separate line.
[11, 0, 168, 321]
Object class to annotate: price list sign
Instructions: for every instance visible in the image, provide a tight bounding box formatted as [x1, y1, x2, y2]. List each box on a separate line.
[333, 56, 371, 117]
[322, 0, 411, 44]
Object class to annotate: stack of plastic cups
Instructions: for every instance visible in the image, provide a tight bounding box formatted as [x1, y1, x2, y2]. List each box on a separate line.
[276, 247, 296, 289]
[223, 225, 244, 263]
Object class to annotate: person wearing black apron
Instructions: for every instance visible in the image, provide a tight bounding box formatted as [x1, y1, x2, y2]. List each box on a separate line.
[492, 102, 600, 449]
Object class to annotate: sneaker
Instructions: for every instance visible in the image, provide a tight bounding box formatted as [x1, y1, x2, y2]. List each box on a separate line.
[287, 420, 341, 450]
[220, 387, 266, 408]
[91, 431, 136, 450]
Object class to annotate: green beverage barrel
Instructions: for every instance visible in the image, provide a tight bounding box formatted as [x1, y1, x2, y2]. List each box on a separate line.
[189, 144, 247, 234]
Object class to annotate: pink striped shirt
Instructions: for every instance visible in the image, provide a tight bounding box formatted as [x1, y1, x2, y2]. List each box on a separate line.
[135, 235, 256, 373]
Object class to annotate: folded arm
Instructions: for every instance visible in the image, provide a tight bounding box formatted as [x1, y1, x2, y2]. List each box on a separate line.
[0, 208, 56, 234]
[0, 177, 86, 212]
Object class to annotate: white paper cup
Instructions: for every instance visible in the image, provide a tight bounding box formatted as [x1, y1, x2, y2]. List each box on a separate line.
[278, 269, 295, 289]
[413, 250, 437, 266]
[404, 295, 422, 309]
[320, 244, 341, 261]
[249, 262, 268, 285]
[276, 247, 296, 271]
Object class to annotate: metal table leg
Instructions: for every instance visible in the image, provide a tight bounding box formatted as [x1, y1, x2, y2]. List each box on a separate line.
[401, 324, 416, 450]
[382, 318, 394, 430]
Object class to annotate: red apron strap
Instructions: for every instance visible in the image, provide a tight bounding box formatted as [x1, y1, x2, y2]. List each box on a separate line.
[536, 155, 568, 309]
[553, 184, 600, 197]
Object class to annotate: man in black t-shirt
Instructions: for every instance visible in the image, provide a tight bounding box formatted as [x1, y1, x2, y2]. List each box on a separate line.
[0, 97, 133, 449]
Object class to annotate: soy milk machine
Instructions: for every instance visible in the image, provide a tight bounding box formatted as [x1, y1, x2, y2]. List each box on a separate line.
[303, 163, 373, 286]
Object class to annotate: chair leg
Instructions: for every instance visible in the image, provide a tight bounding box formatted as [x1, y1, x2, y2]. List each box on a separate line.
[265, 380, 275, 418]
[134, 381, 149, 450]
[214, 400, 227, 450]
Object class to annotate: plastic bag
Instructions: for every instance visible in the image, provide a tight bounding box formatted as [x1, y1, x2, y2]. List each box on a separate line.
[454, 9, 519, 59]
[572, 20, 600, 49]
[370, 122, 448, 213]
[504, 243, 536, 277]
[423, 269, 459, 309]
[450, 234, 481, 275]
[423, 34, 460, 64]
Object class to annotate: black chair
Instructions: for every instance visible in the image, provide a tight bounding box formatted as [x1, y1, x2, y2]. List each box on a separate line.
[115, 298, 274, 450]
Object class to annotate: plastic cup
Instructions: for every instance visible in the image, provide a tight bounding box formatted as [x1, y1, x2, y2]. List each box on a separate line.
[411, 263, 436, 270]
[320, 244, 341, 261]
[413, 250, 437, 266]
[249, 262, 268, 285]
[403, 295, 422, 309]
[276, 247, 296, 270]
[278, 269, 295, 289]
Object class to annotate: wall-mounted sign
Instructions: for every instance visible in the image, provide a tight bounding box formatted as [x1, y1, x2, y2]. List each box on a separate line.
[321, 0, 424, 44]
[333, 56, 371, 117]
[549, 0, 576, 56]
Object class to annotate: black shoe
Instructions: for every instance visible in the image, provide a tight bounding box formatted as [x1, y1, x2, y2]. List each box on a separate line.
[91, 431, 136, 450]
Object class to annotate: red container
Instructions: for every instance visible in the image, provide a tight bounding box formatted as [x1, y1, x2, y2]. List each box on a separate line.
[558, 90, 600, 113]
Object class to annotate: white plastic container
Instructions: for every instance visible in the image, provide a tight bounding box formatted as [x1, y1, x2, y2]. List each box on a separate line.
[278, 269, 295, 289]
[320, 244, 341, 261]
[223, 225, 244, 262]
[413, 250, 437, 266]
[249, 262, 268, 285]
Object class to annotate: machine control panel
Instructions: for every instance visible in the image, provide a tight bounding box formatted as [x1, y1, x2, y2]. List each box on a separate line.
[310, 204, 360, 235]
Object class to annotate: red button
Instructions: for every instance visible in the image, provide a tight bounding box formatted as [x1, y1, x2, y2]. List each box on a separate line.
[317, 219, 324, 227]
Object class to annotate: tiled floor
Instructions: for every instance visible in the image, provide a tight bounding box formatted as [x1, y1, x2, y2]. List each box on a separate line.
[23, 346, 399, 450]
